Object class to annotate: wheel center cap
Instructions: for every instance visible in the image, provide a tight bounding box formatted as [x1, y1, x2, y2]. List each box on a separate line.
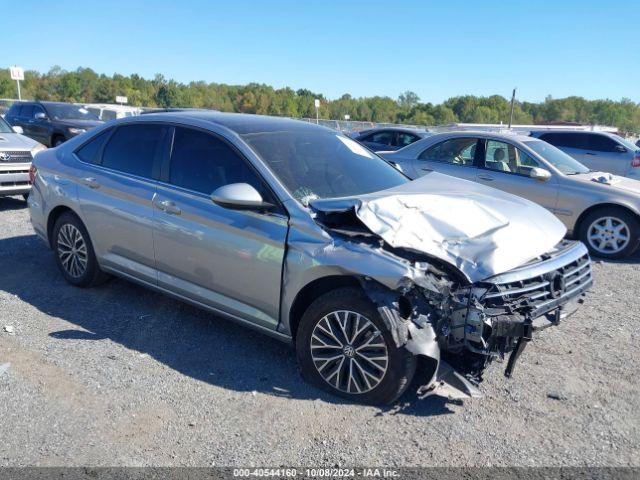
[343, 345, 355, 358]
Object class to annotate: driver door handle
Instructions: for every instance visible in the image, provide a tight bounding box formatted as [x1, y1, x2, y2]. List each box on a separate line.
[478, 174, 494, 181]
[81, 177, 100, 189]
[154, 198, 181, 215]
[420, 167, 433, 172]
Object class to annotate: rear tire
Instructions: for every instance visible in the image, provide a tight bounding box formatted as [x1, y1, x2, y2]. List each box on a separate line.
[296, 287, 416, 405]
[52, 212, 109, 287]
[578, 207, 640, 259]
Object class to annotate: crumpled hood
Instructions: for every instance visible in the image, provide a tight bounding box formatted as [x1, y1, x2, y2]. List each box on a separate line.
[310, 172, 567, 282]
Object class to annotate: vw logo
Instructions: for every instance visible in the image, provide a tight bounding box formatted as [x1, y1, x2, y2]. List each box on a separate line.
[0, 152, 11, 162]
[343, 345, 356, 358]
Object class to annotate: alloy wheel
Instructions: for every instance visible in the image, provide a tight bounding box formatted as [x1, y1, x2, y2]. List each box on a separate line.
[57, 224, 88, 278]
[587, 216, 630, 255]
[310, 310, 389, 394]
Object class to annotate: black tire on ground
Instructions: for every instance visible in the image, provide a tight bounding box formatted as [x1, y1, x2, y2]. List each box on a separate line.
[578, 207, 640, 260]
[52, 136, 65, 147]
[52, 212, 109, 287]
[296, 287, 416, 405]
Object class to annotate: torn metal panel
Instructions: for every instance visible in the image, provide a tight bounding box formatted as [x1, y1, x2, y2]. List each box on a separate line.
[311, 172, 567, 283]
[418, 361, 483, 400]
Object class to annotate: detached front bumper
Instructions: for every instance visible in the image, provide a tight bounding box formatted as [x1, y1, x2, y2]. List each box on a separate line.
[466, 240, 592, 376]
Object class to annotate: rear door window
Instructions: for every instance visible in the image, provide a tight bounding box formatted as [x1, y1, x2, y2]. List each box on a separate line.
[418, 138, 478, 166]
[101, 124, 168, 178]
[7, 104, 21, 117]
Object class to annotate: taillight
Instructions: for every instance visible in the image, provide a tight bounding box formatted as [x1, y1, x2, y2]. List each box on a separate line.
[632, 154, 640, 169]
[28, 164, 37, 184]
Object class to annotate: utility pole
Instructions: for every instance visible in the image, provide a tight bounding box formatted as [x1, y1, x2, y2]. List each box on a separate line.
[314, 99, 320, 125]
[508, 88, 516, 129]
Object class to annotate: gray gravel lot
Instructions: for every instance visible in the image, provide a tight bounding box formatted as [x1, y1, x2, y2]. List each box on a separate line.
[0, 196, 639, 467]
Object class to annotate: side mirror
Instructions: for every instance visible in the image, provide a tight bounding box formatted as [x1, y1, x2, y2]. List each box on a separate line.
[615, 145, 627, 153]
[34, 112, 47, 120]
[12, 126, 24, 134]
[211, 183, 274, 210]
[529, 167, 552, 182]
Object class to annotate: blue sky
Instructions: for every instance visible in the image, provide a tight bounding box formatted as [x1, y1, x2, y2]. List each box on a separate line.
[4, 0, 638, 103]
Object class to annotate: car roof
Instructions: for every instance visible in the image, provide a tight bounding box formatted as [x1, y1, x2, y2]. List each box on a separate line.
[531, 129, 618, 138]
[357, 126, 428, 136]
[137, 111, 334, 135]
[425, 130, 533, 142]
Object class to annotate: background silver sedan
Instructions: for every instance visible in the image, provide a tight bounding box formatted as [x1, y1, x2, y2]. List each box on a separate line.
[384, 131, 640, 259]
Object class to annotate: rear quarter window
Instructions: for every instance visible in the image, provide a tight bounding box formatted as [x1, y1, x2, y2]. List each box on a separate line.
[75, 129, 112, 164]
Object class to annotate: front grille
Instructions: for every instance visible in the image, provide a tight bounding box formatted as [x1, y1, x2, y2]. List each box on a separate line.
[0, 150, 33, 163]
[483, 244, 592, 318]
[0, 181, 29, 187]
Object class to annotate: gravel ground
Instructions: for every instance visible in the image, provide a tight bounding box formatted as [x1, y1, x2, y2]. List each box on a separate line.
[0, 196, 639, 467]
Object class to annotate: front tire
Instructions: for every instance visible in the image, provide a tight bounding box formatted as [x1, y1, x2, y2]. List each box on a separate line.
[579, 207, 640, 259]
[296, 287, 416, 405]
[52, 212, 109, 287]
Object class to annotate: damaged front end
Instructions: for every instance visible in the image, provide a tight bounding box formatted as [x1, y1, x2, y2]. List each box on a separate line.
[358, 240, 592, 400]
[305, 174, 593, 400]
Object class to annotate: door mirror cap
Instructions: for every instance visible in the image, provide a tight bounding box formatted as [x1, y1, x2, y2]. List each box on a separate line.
[34, 112, 47, 120]
[12, 126, 24, 134]
[211, 183, 274, 210]
[615, 144, 627, 153]
[530, 167, 552, 182]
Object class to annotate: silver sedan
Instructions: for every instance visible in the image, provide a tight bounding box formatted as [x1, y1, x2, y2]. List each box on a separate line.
[384, 131, 640, 259]
[28, 113, 592, 404]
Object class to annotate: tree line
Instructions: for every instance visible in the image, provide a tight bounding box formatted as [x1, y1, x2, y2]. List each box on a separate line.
[2, 66, 639, 134]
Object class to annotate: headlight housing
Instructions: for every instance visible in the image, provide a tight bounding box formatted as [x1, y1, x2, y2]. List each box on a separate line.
[68, 127, 86, 135]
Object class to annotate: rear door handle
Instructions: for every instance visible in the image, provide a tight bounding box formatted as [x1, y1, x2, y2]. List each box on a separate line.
[154, 198, 181, 215]
[478, 174, 494, 181]
[585, 152, 596, 156]
[81, 177, 100, 189]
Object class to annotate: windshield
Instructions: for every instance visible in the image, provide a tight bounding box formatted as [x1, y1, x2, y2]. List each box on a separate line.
[0, 116, 13, 133]
[45, 104, 100, 121]
[523, 140, 590, 175]
[241, 130, 408, 204]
